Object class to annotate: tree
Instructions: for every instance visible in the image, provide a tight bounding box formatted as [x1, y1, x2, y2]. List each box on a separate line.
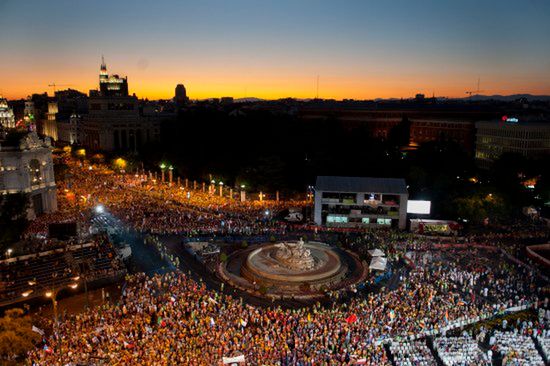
[388, 116, 411, 148]
[0, 308, 41, 364]
[0, 193, 30, 251]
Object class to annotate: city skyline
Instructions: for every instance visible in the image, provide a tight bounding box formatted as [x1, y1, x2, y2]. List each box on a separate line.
[1, 0, 550, 100]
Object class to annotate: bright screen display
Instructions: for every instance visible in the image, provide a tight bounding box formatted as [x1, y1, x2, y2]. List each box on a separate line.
[407, 200, 431, 214]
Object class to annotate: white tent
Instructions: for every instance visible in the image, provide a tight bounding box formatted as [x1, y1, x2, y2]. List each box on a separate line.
[369, 256, 387, 271]
[368, 249, 385, 257]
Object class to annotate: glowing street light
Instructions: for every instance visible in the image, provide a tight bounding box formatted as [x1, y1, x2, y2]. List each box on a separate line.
[160, 163, 167, 182]
[6, 248, 13, 258]
[95, 204, 105, 214]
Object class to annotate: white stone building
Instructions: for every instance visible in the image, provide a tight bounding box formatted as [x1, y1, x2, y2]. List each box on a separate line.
[0, 131, 57, 218]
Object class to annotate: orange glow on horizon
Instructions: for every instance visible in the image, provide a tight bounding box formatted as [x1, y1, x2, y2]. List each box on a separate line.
[2, 66, 549, 101]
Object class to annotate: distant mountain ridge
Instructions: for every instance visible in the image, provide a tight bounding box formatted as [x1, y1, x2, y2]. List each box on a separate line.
[459, 94, 550, 101]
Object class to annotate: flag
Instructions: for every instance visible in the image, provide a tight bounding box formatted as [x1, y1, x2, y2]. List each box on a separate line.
[239, 319, 247, 327]
[208, 296, 218, 304]
[32, 325, 45, 336]
[210, 317, 215, 326]
[389, 310, 395, 320]
[345, 314, 357, 324]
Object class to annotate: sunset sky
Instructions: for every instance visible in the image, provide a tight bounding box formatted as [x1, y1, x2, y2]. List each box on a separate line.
[1, 0, 549, 100]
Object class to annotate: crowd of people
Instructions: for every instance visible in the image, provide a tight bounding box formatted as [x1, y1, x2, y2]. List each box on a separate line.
[491, 330, 545, 365]
[27, 244, 549, 365]
[24, 159, 298, 240]
[389, 340, 435, 365]
[17, 155, 550, 365]
[433, 334, 490, 365]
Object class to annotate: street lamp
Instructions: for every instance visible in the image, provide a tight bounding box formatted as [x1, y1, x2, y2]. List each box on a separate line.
[26, 279, 79, 323]
[6, 248, 13, 258]
[95, 204, 105, 214]
[219, 181, 224, 197]
[160, 163, 167, 183]
[168, 165, 174, 184]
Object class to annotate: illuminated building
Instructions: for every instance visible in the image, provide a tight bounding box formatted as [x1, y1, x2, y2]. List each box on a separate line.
[40, 101, 59, 141]
[0, 131, 57, 218]
[99, 56, 129, 97]
[475, 119, 550, 168]
[0, 96, 16, 129]
[81, 58, 160, 151]
[314, 176, 408, 230]
[23, 97, 37, 131]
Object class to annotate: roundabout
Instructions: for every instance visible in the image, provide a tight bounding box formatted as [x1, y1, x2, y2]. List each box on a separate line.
[218, 239, 367, 299]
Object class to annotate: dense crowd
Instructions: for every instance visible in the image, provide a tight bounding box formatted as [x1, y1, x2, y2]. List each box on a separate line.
[24, 159, 296, 239]
[18, 156, 550, 365]
[27, 245, 548, 365]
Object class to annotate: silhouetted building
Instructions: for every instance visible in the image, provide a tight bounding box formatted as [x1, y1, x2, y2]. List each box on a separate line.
[220, 97, 234, 105]
[175, 84, 188, 105]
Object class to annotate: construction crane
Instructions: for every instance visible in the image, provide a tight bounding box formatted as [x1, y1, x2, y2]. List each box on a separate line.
[466, 77, 484, 98]
[48, 83, 73, 93]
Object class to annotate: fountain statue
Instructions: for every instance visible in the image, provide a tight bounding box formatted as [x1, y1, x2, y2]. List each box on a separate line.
[273, 238, 316, 271]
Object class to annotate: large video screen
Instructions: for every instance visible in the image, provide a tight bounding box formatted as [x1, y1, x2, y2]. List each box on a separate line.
[407, 200, 431, 214]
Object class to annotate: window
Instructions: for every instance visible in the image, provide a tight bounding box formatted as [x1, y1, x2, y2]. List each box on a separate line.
[327, 216, 348, 223]
[376, 218, 391, 225]
[28, 159, 41, 185]
[361, 218, 370, 224]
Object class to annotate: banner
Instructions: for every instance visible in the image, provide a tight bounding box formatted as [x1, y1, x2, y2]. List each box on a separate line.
[222, 355, 245, 364]
[32, 325, 45, 336]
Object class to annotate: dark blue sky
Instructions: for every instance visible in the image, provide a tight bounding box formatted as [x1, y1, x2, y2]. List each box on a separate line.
[1, 0, 549, 99]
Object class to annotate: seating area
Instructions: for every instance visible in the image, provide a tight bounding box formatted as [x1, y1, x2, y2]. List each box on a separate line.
[434, 334, 491, 366]
[0, 237, 125, 305]
[388, 340, 437, 366]
[534, 333, 549, 363]
[493, 330, 545, 365]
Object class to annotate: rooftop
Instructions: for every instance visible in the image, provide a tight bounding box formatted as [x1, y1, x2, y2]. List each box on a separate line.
[315, 176, 407, 194]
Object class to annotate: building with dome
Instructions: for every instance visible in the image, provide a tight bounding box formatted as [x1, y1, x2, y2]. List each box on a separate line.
[0, 97, 16, 129]
[0, 131, 57, 218]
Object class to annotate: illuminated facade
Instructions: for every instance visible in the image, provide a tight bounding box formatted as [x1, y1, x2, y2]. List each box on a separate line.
[81, 58, 160, 151]
[314, 176, 408, 230]
[0, 131, 57, 218]
[40, 101, 59, 141]
[0, 97, 16, 129]
[99, 56, 129, 97]
[475, 120, 550, 168]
